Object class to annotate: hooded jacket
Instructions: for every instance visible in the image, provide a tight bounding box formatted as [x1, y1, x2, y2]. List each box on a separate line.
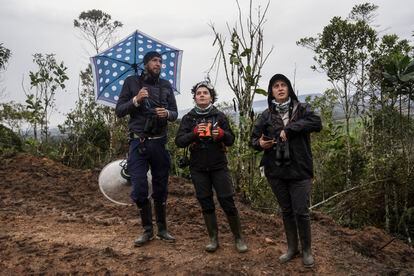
[251, 74, 322, 179]
[115, 73, 178, 137]
[175, 106, 234, 171]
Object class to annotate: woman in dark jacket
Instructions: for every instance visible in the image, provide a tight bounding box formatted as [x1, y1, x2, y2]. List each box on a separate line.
[251, 74, 322, 267]
[175, 81, 247, 253]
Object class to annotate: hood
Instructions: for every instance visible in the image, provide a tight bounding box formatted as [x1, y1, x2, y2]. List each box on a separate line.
[267, 74, 298, 108]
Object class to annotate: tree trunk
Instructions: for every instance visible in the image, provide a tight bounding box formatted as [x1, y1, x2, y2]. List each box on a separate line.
[344, 79, 352, 189]
[392, 182, 399, 233]
[384, 181, 390, 232]
[33, 122, 38, 140]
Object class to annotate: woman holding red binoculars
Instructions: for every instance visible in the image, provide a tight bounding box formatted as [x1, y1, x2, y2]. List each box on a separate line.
[175, 81, 248, 253]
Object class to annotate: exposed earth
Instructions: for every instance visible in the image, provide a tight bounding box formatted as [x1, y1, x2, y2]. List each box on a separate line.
[1, 153, 413, 275]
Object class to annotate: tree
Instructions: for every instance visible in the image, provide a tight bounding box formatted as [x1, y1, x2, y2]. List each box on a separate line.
[308, 90, 345, 203]
[347, 3, 378, 116]
[0, 43, 12, 98]
[0, 124, 22, 157]
[0, 43, 11, 71]
[297, 8, 377, 188]
[295, 4, 414, 242]
[0, 101, 31, 136]
[70, 10, 125, 161]
[210, 0, 273, 197]
[365, 35, 411, 171]
[348, 2, 378, 23]
[74, 9, 123, 54]
[58, 66, 113, 168]
[363, 35, 413, 234]
[27, 53, 68, 142]
[382, 54, 414, 242]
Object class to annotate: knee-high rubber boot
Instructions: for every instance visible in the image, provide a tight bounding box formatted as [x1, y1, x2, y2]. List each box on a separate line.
[134, 200, 154, 247]
[279, 215, 300, 263]
[297, 215, 314, 268]
[202, 212, 219, 252]
[154, 201, 175, 242]
[226, 214, 248, 253]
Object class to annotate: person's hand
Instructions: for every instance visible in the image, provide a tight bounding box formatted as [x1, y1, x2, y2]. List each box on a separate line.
[279, 130, 287, 142]
[259, 134, 274, 149]
[155, 107, 168, 118]
[193, 123, 207, 136]
[212, 126, 224, 140]
[134, 87, 149, 104]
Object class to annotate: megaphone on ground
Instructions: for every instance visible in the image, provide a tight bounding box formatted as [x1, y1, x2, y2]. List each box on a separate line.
[98, 159, 152, 206]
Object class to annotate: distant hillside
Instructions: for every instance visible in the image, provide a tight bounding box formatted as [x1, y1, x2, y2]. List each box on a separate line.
[178, 93, 335, 118]
[249, 93, 321, 113]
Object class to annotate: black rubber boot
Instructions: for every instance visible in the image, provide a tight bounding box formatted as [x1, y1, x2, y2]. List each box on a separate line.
[154, 201, 175, 242]
[134, 200, 154, 247]
[297, 215, 314, 268]
[226, 214, 248, 253]
[279, 215, 300, 263]
[202, 212, 219, 252]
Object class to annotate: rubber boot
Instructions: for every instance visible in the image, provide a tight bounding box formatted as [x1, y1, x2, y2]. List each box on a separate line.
[154, 201, 175, 242]
[279, 215, 300, 263]
[202, 212, 219, 252]
[134, 200, 154, 247]
[226, 214, 248, 253]
[297, 215, 314, 268]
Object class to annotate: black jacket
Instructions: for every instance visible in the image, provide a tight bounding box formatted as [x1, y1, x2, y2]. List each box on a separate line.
[175, 106, 234, 171]
[115, 74, 178, 136]
[251, 74, 322, 179]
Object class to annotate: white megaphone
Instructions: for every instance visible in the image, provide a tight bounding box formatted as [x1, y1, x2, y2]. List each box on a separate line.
[98, 159, 152, 206]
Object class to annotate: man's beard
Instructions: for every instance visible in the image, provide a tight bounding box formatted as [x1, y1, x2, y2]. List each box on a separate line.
[147, 68, 160, 78]
[142, 68, 160, 83]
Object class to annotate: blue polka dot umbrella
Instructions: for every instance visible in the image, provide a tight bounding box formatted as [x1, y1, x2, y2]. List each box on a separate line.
[90, 29, 183, 108]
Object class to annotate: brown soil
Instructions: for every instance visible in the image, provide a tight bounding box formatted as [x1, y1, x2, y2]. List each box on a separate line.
[1, 153, 413, 275]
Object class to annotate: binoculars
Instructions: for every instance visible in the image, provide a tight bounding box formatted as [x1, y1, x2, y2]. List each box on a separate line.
[274, 140, 290, 167]
[198, 122, 213, 138]
[178, 156, 190, 168]
[144, 115, 166, 136]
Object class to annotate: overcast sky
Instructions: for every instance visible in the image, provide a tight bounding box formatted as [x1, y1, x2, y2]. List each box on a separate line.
[0, 0, 413, 125]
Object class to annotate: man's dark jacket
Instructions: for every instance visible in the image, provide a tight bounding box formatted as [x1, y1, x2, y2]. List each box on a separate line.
[175, 106, 234, 171]
[251, 74, 322, 180]
[115, 74, 178, 136]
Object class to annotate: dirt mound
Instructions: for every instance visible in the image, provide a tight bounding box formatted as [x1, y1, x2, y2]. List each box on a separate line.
[1, 153, 413, 275]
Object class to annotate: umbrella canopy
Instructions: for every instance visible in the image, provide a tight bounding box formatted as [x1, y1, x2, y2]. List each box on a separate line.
[90, 29, 183, 108]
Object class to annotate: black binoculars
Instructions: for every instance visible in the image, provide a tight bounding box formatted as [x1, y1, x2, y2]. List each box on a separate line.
[274, 140, 290, 167]
[178, 156, 190, 168]
[144, 115, 164, 135]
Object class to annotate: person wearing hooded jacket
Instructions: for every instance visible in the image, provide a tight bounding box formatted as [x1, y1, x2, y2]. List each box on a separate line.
[175, 81, 248, 253]
[115, 51, 177, 247]
[251, 74, 322, 267]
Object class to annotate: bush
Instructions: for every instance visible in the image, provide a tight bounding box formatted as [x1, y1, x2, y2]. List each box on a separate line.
[0, 124, 22, 157]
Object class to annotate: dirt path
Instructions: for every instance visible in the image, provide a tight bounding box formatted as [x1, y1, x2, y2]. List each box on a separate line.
[1, 154, 413, 275]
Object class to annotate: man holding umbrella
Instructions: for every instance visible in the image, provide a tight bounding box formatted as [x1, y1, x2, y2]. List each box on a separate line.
[115, 51, 178, 246]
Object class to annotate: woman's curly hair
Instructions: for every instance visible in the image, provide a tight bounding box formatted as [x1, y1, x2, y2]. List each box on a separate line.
[191, 81, 217, 103]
